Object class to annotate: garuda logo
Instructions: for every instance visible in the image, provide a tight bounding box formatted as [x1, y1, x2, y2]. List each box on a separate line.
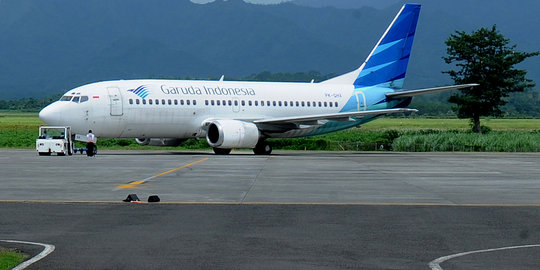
[127, 85, 150, 99]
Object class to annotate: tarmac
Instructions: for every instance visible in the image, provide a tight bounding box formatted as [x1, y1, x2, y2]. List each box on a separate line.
[1, 149, 540, 269]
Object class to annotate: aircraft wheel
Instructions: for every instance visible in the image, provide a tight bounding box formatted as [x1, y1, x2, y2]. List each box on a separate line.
[213, 147, 232, 155]
[253, 141, 272, 155]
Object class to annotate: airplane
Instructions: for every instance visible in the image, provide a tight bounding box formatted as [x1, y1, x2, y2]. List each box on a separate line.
[39, 3, 476, 155]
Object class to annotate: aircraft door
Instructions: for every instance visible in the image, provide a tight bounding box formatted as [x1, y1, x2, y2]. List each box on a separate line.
[355, 91, 366, 111]
[107, 87, 123, 116]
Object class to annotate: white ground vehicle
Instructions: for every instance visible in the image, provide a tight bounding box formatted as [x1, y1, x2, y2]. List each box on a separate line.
[36, 126, 74, 156]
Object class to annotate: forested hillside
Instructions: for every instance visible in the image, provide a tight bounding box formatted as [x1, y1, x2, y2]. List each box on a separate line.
[1, 0, 538, 109]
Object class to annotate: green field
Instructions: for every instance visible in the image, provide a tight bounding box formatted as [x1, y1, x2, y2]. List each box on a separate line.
[361, 118, 540, 131]
[1, 112, 539, 151]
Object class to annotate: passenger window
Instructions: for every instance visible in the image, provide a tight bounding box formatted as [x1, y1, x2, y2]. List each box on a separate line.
[278, 101, 282, 106]
[187, 100, 191, 105]
[129, 99, 133, 105]
[248, 100, 252, 106]
[228, 100, 232, 106]
[335, 102, 338, 107]
[296, 101, 300, 107]
[260, 101, 264, 106]
[211, 100, 215, 106]
[155, 99, 159, 105]
[234, 100, 239, 106]
[192, 100, 196, 105]
[329, 102, 333, 107]
[142, 99, 146, 105]
[284, 101, 287, 106]
[149, 99, 153, 105]
[216, 100, 220, 106]
[136, 99, 140, 105]
[222, 100, 226, 106]
[318, 102, 322, 107]
[324, 102, 327, 107]
[161, 99, 165, 105]
[307, 101, 310, 107]
[301, 101, 305, 107]
[267, 101, 271, 106]
[205, 100, 209, 105]
[174, 99, 178, 105]
[241, 100, 245, 106]
[168, 99, 172, 105]
[180, 100, 184, 105]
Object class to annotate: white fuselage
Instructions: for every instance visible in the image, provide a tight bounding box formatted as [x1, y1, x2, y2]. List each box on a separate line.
[39, 79, 380, 139]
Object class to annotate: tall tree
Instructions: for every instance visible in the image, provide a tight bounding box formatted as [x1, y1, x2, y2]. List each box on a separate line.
[444, 25, 539, 132]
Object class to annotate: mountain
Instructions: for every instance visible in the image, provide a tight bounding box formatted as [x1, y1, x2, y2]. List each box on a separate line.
[0, 0, 539, 99]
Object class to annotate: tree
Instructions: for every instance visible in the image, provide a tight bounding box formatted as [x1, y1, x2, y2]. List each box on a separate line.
[444, 25, 539, 133]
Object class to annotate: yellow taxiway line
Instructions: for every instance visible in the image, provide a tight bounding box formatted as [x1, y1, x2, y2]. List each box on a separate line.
[116, 157, 209, 189]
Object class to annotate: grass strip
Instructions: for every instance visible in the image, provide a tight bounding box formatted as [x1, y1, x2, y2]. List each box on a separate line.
[0, 247, 28, 270]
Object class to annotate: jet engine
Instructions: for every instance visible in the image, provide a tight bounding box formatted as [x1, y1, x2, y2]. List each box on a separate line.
[135, 138, 186, 147]
[206, 120, 260, 149]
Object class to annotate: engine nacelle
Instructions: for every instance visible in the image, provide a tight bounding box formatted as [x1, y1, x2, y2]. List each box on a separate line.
[206, 120, 260, 149]
[135, 138, 186, 147]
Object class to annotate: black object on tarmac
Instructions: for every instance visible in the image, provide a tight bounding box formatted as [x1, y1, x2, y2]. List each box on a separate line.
[123, 194, 140, 202]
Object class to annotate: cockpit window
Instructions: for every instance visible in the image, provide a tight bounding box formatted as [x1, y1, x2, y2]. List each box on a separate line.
[80, 96, 89, 103]
[60, 96, 72, 101]
[72, 96, 80, 103]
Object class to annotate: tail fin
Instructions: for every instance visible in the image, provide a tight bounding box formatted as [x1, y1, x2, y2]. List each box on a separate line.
[323, 4, 421, 89]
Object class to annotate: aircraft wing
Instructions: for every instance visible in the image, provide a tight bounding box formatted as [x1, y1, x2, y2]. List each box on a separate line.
[253, 108, 417, 125]
[386, 83, 478, 99]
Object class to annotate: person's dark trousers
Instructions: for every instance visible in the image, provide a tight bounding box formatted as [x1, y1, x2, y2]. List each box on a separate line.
[86, 142, 95, 156]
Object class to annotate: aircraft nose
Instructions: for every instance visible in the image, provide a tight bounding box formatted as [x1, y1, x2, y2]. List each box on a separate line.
[39, 103, 62, 125]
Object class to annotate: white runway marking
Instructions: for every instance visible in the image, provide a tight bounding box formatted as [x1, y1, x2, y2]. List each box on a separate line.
[1, 240, 55, 270]
[428, 244, 540, 270]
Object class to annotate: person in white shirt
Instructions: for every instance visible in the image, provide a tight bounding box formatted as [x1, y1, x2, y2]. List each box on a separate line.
[86, 130, 97, 156]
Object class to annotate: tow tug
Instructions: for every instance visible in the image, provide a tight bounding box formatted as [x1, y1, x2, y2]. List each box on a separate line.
[36, 126, 98, 156]
[36, 126, 74, 156]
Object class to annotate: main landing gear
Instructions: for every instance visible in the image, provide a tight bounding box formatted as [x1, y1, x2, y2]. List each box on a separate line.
[212, 147, 232, 155]
[253, 140, 272, 155]
[211, 140, 272, 155]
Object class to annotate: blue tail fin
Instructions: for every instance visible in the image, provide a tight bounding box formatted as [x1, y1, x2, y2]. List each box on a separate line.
[354, 4, 421, 89]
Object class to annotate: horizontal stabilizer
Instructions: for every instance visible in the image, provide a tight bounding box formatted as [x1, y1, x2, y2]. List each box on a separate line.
[386, 84, 479, 99]
[254, 108, 417, 125]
